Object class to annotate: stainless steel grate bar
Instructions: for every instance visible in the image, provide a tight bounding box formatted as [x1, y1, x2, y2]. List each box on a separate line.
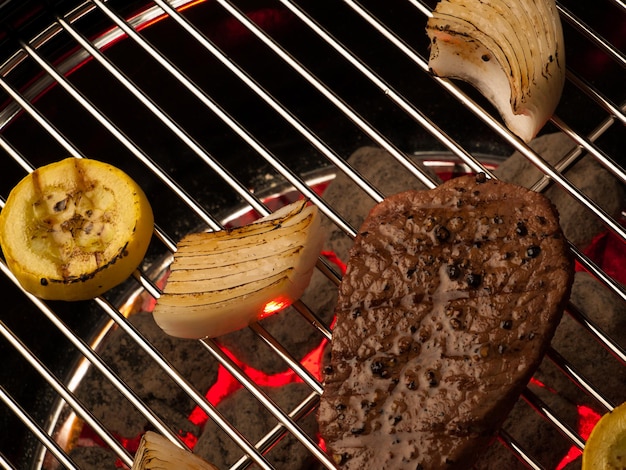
[179, 0, 440, 191]
[95, 295, 276, 470]
[249, 322, 324, 395]
[0, 320, 134, 467]
[0, 386, 77, 470]
[89, 0, 357, 232]
[200, 337, 336, 469]
[279, 0, 494, 178]
[546, 347, 616, 412]
[230, 391, 321, 470]
[0, 253, 187, 452]
[556, 2, 626, 67]
[499, 429, 544, 470]
[521, 389, 586, 451]
[20, 38, 224, 232]
[55, 15, 270, 224]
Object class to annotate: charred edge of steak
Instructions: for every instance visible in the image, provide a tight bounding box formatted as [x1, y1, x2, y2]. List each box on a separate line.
[318, 174, 574, 470]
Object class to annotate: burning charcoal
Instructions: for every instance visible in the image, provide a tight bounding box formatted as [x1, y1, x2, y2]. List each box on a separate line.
[68, 446, 118, 469]
[72, 311, 211, 442]
[194, 383, 319, 469]
[495, 132, 625, 248]
[93, 311, 218, 407]
[217, 303, 325, 374]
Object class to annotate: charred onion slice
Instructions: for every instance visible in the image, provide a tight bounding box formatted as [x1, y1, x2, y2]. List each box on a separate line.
[153, 200, 324, 339]
[426, 0, 565, 142]
[132, 431, 218, 470]
[0, 157, 154, 301]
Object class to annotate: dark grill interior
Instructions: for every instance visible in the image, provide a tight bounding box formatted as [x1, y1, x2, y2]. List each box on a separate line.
[0, 0, 623, 468]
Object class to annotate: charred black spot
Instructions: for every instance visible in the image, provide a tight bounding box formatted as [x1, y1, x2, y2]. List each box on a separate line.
[371, 361, 386, 376]
[435, 225, 451, 242]
[447, 263, 461, 280]
[466, 273, 482, 288]
[475, 172, 487, 183]
[516, 222, 528, 236]
[527, 246, 541, 258]
[501, 319, 513, 330]
[360, 400, 376, 411]
[350, 426, 365, 435]
[426, 370, 439, 387]
[40, 278, 48, 286]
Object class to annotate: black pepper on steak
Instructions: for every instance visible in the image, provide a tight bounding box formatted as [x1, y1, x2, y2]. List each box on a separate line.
[318, 175, 573, 470]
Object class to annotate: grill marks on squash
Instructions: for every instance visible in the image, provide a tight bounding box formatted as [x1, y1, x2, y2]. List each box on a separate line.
[318, 174, 573, 469]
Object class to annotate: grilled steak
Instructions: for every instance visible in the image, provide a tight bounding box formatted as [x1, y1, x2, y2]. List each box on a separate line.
[318, 174, 574, 469]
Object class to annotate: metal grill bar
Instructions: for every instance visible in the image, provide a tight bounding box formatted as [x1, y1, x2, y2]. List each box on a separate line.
[521, 389, 585, 451]
[201, 338, 335, 469]
[498, 430, 543, 470]
[556, 2, 626, 67]
[0, 320, 135, 467]
[546, 347, 615, 411]
[0, 0, 623, 469]
[0, 386, 77, 470]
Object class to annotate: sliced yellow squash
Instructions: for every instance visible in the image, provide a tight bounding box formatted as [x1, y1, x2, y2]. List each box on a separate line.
[583, 401, 626, 470]
[0, 157, 154, 301]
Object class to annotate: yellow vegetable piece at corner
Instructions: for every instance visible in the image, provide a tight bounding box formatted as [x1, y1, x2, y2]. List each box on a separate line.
[0, 157, 154, 301]
[583, 401, 626, 470]
[152, 199, 324, 339]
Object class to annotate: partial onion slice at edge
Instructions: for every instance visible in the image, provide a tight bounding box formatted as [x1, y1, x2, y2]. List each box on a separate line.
[131, 431, 218, 470]
[153, 200, 324, 339]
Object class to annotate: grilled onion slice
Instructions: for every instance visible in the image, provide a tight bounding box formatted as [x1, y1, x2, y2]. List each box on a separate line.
[132, 431, 218, 470]
[153, 200, 324, 339]
[426, 0, 565, 142]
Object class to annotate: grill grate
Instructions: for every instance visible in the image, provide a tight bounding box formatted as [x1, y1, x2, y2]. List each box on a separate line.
[0, 0, 624, 469]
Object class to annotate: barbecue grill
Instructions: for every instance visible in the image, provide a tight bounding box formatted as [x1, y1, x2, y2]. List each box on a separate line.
[0, 0, 624, 468]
